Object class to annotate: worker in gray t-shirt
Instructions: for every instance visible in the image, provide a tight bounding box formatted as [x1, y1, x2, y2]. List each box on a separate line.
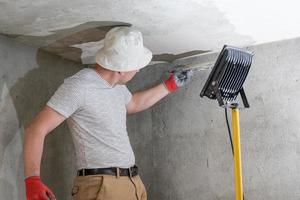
[23, 27, 193, 200]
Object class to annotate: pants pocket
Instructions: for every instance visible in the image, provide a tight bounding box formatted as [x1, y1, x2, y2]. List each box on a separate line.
[96, 176, 105, 200]
[135, 176, 147, 200]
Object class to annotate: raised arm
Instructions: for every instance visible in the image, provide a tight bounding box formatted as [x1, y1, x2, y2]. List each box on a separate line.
[126, 83, 169, 114]
[126, 69, 193, 114]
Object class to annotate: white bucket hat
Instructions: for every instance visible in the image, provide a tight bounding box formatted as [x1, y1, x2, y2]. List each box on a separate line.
[95, 27, 153, 72]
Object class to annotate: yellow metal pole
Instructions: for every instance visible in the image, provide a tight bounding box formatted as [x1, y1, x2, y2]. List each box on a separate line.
[232, 107, 243, 200]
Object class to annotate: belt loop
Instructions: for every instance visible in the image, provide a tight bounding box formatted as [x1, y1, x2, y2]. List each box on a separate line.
[82, 169, 85, 176]
[116, 167, 120, 179]
[129, 167, 132, 178]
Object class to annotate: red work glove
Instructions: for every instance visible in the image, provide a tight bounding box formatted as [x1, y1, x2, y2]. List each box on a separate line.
[25, 176, 56, 200]
[163, 69, 193, 92]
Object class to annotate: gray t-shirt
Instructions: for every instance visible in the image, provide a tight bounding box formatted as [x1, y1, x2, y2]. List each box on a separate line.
[46, 68, 135, 169]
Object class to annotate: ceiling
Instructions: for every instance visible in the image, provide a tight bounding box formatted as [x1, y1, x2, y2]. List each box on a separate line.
[1, 0, 300, 64]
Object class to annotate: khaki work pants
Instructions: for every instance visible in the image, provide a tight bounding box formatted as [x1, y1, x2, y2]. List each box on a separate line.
[71, 174, 147, 200]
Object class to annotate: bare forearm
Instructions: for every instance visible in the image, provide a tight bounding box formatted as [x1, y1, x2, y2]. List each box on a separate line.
[130, 83, 169, 113]
[23, 127, 46, 178]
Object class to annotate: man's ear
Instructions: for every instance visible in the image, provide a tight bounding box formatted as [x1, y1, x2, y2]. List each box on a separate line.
[118, 71, 125, 76]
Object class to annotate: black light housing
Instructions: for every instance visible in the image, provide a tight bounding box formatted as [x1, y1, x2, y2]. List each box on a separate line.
[200, 45, 254, 108]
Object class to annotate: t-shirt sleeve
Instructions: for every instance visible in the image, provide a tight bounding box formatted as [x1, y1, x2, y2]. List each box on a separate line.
[123, 85, 132, 105]
[46, 77, 85, 118]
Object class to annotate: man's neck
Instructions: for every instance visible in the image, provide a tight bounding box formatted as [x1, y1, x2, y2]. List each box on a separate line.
[92, 65, 118, 86]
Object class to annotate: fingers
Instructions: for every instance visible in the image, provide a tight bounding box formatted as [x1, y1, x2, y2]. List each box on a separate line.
[177, 70, 193, 81]
[46, 192, 56, 200]
[34, 190, 55, 200]
[177, 72, 187, 80]
[45, 187, 56, 200]
[40, 193, 51, 200]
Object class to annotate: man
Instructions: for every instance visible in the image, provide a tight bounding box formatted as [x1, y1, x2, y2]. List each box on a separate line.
[23, 27, 193, 200]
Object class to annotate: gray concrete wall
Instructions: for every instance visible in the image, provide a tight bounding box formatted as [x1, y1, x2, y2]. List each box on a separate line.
[0, 35, 80, 200]
[127, 38, 300, 200]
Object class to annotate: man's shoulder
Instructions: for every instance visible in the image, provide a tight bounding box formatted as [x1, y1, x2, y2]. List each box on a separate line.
[57, 70, 87, 93]
[72, 68, 93, 79]
[65, 68, 112, 90]
[65, 68, 93, 84]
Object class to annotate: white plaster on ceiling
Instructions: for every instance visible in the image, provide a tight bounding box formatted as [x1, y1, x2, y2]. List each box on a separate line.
[0, 0, 300, 57]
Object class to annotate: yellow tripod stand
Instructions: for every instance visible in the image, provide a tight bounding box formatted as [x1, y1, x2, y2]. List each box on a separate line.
[199, 45, 253, 199]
